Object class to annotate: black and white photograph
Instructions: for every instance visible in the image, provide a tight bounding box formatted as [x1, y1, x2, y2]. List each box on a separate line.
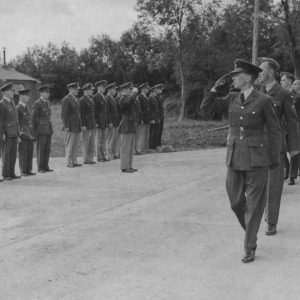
[1, 0, 300, 299]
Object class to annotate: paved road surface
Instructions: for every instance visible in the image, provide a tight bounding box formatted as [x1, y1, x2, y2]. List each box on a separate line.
[1, 149, 300, 300]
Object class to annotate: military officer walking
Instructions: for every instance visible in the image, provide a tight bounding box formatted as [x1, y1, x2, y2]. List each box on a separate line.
[118, 82, 139, 173]
[289, 79, 300, 185]
[257, 57, 300, 235]
[0, 82, 21, 180]
[200, 59, 281, 263]
[106, 83, 119, 160]
[16, 89, 36, 176]
[137, 82, 150, 153]
[32, 85, 54, 173]
[61, 82, 82, 167]
[79, 83, 96, 164]
[93, 80, 109, 162]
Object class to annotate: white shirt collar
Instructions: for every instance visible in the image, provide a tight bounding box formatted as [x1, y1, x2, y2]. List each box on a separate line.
[242, 86, 254, 100]
[265, 80, 276, 92]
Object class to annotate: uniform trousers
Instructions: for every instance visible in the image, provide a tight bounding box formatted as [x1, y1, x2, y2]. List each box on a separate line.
[19, 139, 34, 174]
[289, 153, 300, 179]
[265, 153, 285, 226]
[107, 126, 117, 158]
[82, 129, 96, 163]
[96, 128, 107, 160]
[65, 132, 80, 165]
[114, 126, 120, 157]
[120, 133, 135, 170]
[37, 135, 52, 171]
[2, 137, 17, 177]
[149, 123, 159, 149]
[157, 119, 164, 147]
[142, 124, 150, 152]
[135, 124, 143, 153]
[226, 168, 268, 252]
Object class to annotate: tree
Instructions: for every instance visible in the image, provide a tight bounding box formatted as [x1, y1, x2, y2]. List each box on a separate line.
[281, 0, 300, 77]
[136, 0, 204, 122]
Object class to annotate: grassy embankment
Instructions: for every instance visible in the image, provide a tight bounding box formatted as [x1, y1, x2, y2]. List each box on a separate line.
[50, 104, 228, 157]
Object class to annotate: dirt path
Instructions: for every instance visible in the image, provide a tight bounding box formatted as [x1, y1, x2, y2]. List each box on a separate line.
[1, 149, 300, 300]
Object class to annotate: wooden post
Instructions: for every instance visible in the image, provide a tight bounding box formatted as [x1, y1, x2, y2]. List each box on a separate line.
[252, 0, 260, 64]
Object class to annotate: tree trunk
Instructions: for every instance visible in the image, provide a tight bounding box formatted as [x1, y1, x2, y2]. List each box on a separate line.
[178, 59, 186, 122]
[252, 0, 260, 64]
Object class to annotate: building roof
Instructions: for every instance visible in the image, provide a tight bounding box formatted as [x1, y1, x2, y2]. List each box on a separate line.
[0, 66, 40, 82]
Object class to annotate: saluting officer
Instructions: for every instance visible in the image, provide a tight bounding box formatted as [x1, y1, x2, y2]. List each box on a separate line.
[257, 57, 300, 235]
[79, 83, 96, 164]
[155, 84, 164, 147]
[16, 89, 36, 176]
[61, 82, 82, 168]
[0, 82, 21, 180]
[32, 85, 54, 173]
[200, 59, 281, 263]
[114, 85, 123, 159]
[93, 80, 109, 162]
[106, 82, 119, 160]
[137, 82, 150, 153]
[118, 82, 139, 173]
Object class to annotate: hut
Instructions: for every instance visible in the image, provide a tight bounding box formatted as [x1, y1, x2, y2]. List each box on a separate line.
[0, 66, 40, 106]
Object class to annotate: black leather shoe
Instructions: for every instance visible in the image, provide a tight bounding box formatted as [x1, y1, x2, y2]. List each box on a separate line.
[67, 164, 75, 168]
[265, 224, 277, 235]
[74, 163, 82, 167]
[22, 173, 29, 177]
[0, 177, 3, 182]
[4, 177, 13, 180]
[28, 171, 36, 175]
[241, 250, 255, 263]
[45, 169, 54, 172]
[12, 175, 21, 179]
[288, 178, 295, 185]
[130, 168, 138, 172]
[122, 169, 134, 173]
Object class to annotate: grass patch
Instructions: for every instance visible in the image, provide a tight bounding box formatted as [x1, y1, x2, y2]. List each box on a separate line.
[50, 104, 228, 157]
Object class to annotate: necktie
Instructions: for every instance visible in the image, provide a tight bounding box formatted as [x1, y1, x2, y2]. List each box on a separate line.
[240, 93, 245, 104]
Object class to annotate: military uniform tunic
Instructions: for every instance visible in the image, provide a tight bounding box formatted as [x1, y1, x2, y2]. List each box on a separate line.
[93, 92, 108, 160]
[264, 82, 300, 226]
[201, 88, 281, 252]
[32, 97, 53, 171]
[61, 93, 81, 166]
[0, 97, 19, 177]
[16, 103, 34, 174]
[79, 94, 96, 163]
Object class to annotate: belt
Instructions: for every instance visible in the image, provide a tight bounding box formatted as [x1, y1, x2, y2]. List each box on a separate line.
[229, 127, 264, 139]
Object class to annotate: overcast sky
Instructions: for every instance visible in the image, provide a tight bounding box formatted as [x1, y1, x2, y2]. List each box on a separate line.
[0, 0, 137, 62]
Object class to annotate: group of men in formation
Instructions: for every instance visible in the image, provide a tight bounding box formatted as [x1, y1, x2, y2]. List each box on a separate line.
[201, 57, 300, 263]
[0, 80, 165, 181]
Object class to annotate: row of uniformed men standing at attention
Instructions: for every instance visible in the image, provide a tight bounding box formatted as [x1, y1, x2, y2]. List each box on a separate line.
[61, 81, 164, 173]
[0, 81, 165, 181]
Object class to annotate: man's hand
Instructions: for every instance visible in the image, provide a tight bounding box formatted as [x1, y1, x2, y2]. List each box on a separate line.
[81, 126, 87, 131]
[109, 123, 113, 128]
[212, 74, 233, 93]
[17, 137, 22, 144]
[65, 127, 69, 132]
[132, 87, 138, 93]
[96, 124, 99, 128]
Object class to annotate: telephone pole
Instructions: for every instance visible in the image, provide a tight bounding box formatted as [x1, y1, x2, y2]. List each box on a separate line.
[252, 0, 260, 64]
